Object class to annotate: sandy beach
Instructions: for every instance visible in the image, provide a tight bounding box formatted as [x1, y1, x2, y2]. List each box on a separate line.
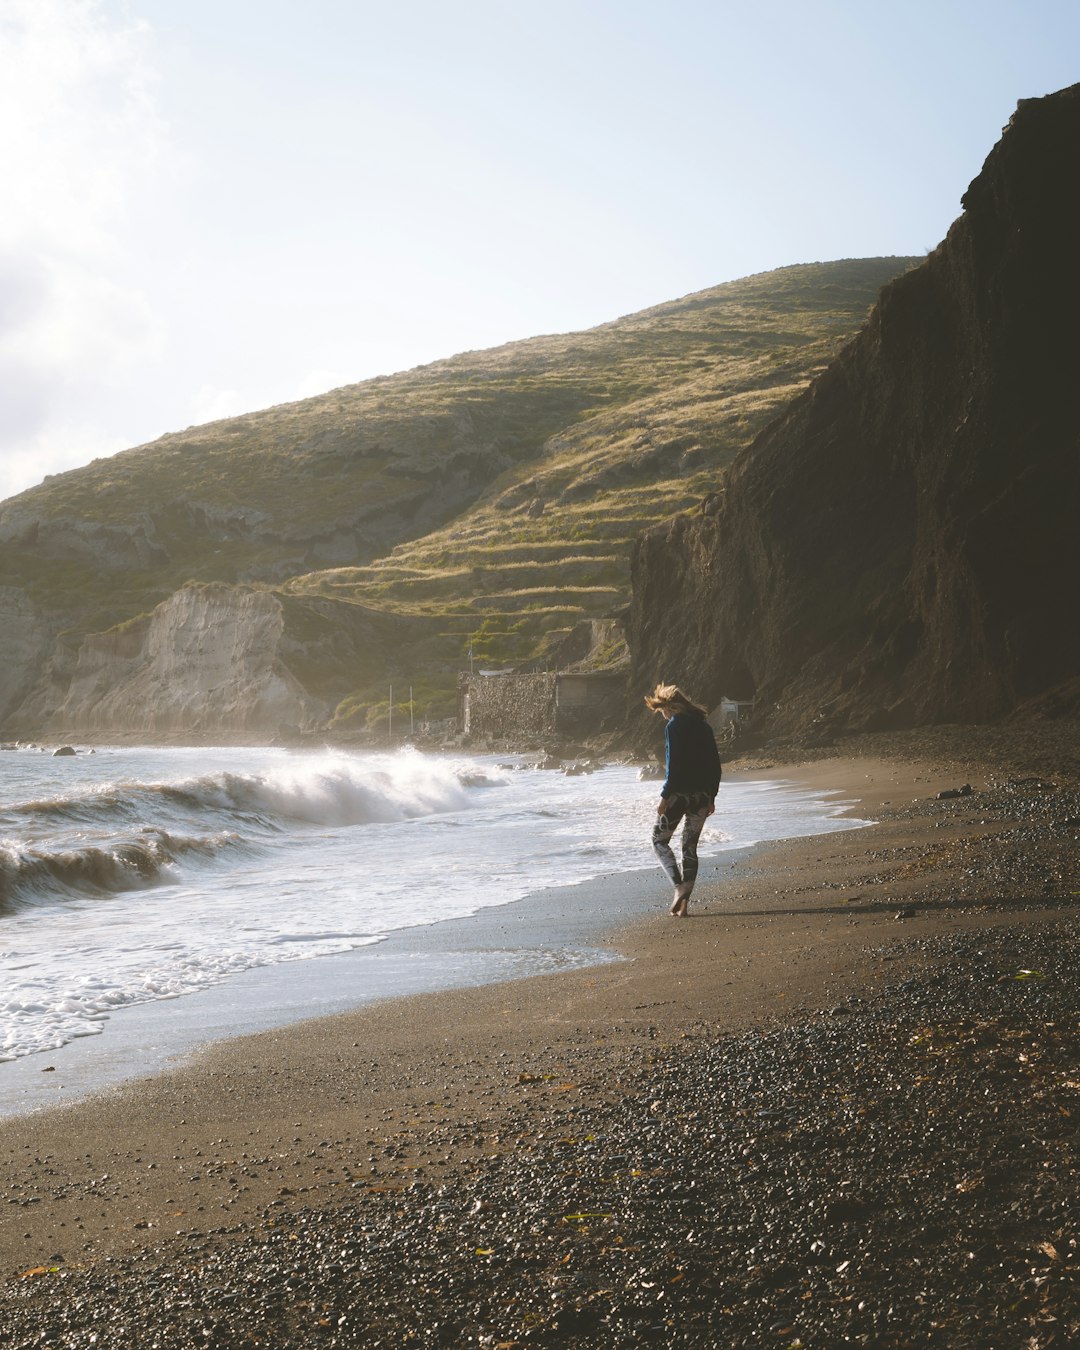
[1, 728, 1078, 1347]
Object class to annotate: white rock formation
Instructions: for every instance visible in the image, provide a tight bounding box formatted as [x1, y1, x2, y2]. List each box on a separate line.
[49, 584, 326, 736]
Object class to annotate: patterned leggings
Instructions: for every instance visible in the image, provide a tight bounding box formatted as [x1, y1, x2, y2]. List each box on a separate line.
[652, 792, 712, 889]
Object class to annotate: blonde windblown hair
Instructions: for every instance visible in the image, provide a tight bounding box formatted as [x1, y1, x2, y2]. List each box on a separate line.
[643, 683, 707, 717]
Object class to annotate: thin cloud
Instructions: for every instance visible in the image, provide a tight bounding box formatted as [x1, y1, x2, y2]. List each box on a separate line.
[0, 0, 165, 501]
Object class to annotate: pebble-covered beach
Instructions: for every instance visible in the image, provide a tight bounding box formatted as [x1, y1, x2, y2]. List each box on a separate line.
[1, 732, 1078, 1348]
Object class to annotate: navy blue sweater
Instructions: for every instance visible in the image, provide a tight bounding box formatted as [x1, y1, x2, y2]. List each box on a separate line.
[661, 712, 722, 797]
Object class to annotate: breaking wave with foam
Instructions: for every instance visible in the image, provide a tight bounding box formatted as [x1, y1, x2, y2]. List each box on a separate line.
[4, 753, 494, 836]
[0, 745, 866, 1065]
[0, 829, 241, 911]
[0, 751, 496, 919]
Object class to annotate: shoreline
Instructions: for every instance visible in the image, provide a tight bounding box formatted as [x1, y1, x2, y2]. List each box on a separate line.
[0, 761, 865, 1119]
[2, 740, 1078, 1344]
[0, 862, 659, 1121]
[0, 758, 982, 1235]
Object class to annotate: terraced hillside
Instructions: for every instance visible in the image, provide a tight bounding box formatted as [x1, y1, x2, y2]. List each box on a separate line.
[0, 257, 917, 736]
[285, 258, 917, 721]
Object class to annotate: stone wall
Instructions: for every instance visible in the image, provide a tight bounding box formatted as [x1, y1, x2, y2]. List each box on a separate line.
[460, 672, 558, 740]
[460, 670, 628, 742]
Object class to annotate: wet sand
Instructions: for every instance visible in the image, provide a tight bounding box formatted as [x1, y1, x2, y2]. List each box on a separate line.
[1, 737, 1078, 1346]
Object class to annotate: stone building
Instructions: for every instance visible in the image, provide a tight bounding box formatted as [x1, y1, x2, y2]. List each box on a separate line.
[714, 696, 755, 727]
[459, 671, 626, 741]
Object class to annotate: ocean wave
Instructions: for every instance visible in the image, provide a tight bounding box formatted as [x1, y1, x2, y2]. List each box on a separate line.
[0, 830, 240, 912]
[1, 752, 499, 837]
[2, 787, 147, 829]
[153, 753, 490, 827]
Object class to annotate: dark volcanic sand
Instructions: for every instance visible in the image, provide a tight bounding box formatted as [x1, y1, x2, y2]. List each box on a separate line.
[1, 729, 1078, 1348]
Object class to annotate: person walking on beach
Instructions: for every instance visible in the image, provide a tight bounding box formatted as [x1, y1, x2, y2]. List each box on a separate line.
[645, 683, 722, 917]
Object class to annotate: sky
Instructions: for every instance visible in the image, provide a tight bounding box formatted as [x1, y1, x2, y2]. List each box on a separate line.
[1, 0, 1078, 503]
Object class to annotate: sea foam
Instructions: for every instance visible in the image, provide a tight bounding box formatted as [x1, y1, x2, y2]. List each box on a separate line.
[0, 746, 866, 1065]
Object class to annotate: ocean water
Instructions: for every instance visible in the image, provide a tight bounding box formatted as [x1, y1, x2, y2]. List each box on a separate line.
[0, 745, 866, 1065]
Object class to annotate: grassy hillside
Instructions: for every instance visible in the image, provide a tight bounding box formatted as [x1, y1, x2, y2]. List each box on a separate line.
[0, 257, 917, 731]
[285, 258, 918, 720]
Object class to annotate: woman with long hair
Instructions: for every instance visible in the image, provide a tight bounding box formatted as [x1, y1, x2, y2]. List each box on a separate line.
[645, 683, 722, 917]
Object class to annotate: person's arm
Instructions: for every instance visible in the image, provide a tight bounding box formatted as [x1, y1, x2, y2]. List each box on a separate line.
[706, 723, 722, 797]
[658, 719, 674, 812]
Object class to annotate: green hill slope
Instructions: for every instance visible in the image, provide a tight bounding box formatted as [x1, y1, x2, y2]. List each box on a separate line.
[284, 259, 917, 721]
[0, 256, 917, 735]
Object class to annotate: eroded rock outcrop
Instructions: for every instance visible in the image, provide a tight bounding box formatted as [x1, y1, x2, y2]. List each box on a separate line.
[46, 585, 320, 736]
[27, 583, 410, 739]
[0, 509, 168, 571]
[628, 85, 1080, 737]
[0, 587, 57, 724]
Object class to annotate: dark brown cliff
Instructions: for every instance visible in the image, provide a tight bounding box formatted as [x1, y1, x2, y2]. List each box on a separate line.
[628, 85, 1080, 739]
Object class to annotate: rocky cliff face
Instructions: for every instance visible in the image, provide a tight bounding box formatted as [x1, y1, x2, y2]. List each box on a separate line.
[44, 586, 322, 738]
[6, 584, 411, 740]
[628, 85, 1080, 738]
[0, 588, 57, 726]
[0, 510, 169, 572]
